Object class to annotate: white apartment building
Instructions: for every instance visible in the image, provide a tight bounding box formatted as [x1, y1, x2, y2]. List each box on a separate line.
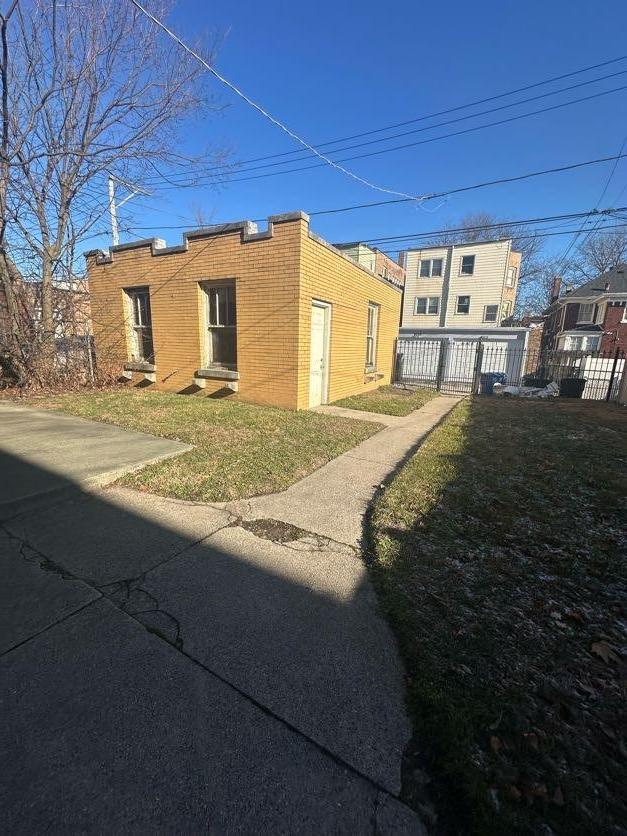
[399, 239, 520, 328]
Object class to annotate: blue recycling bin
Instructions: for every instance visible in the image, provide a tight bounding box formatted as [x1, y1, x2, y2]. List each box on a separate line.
[480, 372, 507, 394]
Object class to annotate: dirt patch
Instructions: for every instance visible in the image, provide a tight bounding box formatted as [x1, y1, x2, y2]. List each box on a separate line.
[240, 517, 311, 543]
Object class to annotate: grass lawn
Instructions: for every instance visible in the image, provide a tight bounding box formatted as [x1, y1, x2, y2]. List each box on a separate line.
[26, 388, 381, 501]
[368, 397, 626, 834]
[332, 385, 438, 416]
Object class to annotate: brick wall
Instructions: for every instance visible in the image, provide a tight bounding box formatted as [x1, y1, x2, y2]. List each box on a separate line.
[297, 230, 401, 410]
[374, 249, 406, 284]
[87, 218, 302, 408]
[87, 214, 401, 410]
[601, 302, 627, 353]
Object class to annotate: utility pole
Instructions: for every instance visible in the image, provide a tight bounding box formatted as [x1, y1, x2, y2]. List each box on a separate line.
[107, 176, 119, 246]
[107, 175, 152, 247]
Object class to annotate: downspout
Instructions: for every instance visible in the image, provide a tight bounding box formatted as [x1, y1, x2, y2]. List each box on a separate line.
[439, 245, 453, 327]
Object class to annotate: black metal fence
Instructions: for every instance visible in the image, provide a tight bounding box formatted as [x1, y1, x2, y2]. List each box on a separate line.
[394, 337, 625, 401]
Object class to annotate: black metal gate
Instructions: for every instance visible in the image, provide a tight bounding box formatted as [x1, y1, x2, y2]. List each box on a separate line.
[394, 337, 625, 401]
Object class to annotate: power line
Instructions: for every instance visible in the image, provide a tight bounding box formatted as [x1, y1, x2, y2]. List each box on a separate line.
[356, 207, 627, 246]
[118, 152, 627, 232]
[138, 67, 627, 183]
[376, 221, 627, 255]
[136, 83, 627, 191]
[200, 84, 627, 187]
[555, 131, 627, 269]
[129, 0, 429, 204]
[218, 54, 627, 165]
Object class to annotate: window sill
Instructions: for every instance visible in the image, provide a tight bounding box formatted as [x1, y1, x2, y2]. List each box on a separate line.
[195, 367, 240, 381]
[124, 361, 156, 373]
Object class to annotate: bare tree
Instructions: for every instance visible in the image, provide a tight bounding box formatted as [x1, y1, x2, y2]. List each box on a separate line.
[0, 0, 226, 386]
[572, 228, 627, 280]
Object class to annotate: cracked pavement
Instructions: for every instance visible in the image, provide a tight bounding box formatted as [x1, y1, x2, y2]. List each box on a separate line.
[0, 401, 461, 832]
[1, 484, 425, 833]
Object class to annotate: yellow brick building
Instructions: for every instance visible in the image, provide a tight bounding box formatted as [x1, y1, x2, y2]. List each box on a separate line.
[86, 212, 402, 410]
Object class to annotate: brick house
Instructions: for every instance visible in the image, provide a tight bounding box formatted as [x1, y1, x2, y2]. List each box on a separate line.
[333, 242, 405, 286]
[85, 211, 402, 410]
[542, 266, 627, 354]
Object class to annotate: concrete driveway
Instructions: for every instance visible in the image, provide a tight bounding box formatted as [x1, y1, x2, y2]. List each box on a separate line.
[0, 401, 190, 519]
[0, 404, 427, 833]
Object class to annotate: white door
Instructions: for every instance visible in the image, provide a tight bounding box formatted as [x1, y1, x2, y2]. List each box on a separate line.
[309, 302, 329, 407]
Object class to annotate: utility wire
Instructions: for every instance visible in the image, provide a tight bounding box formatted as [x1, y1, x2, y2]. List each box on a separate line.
[129, 0, 429, 204]
[219, 54, 627, 165]
[116, 152, 627, 231]
[138, 67, 627, 183]
[121, 207, 626, 248]
[376, 221, 627, 255]
[193, 84, 627, 187]
[355, 207, 627, 246]
[555, 131, 627, 270]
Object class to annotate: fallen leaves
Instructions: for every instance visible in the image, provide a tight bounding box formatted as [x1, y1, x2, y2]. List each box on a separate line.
[590, 641, 621, 664]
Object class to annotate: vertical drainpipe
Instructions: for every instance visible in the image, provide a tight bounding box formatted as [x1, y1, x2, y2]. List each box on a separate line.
[398, 250, 407, 329]
[439, 245, 453, 327]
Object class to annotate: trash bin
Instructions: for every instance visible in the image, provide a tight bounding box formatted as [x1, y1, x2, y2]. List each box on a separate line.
[480, 372, 507, 395]
[559, 377, 586, 398]
[523, 375, 551, 388]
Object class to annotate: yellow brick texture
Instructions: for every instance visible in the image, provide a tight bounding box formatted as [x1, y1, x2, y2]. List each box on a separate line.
[87, 216, 401, 410]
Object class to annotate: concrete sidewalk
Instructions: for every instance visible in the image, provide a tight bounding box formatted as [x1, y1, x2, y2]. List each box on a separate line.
[0, 401, 191, 519]
[1, 396, 460, 831]
[227, 395, 461, 547]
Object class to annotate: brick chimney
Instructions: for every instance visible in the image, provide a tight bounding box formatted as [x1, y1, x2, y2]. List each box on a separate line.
[550, 275, 562, 303]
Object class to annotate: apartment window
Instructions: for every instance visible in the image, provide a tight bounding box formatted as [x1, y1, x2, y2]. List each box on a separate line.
[622, 306, 627, 323]
[502, 300, 512, 319]
[506, 266, 517, 287]
[563, 334, 600, 351]
[366, 303, 379, 368]
[414, 296, 440, 315]
[126, 287, 154, 363]
[456, 295, 471, 314]
[204, 282, 237, 368]
[577, 302, 594, 323]
[460, 254, 475, 275]
[419, 258, 443, 278]
[483, 304, 499, 322]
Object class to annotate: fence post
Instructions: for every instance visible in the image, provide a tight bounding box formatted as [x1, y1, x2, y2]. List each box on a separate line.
[617, 354, 627, 405]
[435, 339, 448, 392]
[605, 347, 621, 402]
[472, 341, 484, 394]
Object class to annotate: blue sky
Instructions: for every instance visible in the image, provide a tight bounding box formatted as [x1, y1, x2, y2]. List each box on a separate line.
[109, 0, 627, 262]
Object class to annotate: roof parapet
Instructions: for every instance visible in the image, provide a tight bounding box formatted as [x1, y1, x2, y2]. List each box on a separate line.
[84, 211, 310, 264]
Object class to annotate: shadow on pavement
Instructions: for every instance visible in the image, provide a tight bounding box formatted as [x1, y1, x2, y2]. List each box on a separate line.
[0, 448, 420, 833]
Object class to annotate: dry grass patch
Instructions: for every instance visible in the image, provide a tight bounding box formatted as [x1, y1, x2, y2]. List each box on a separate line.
[368, 397, 626, 834]
[333, 385, 438, 416]
[25, 388, 381, 501]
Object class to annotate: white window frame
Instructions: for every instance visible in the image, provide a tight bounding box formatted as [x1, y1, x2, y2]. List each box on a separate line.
[202, 281, 237, 369]
[502, 300, 512, 319]
[366, 302, 379, 369]
[483, 304, 499, 322]
[419, 257, 443, 278]
[577, 302, 595, 324]
[562, 334, 600, 352]
[506, 266, 517, 287]
[622, 306, 627, 323]
[414, 296, 440, 315]
[456, 295, 471, 314]
[460, 254, 475, 276]
[125, 287, 154, 363]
